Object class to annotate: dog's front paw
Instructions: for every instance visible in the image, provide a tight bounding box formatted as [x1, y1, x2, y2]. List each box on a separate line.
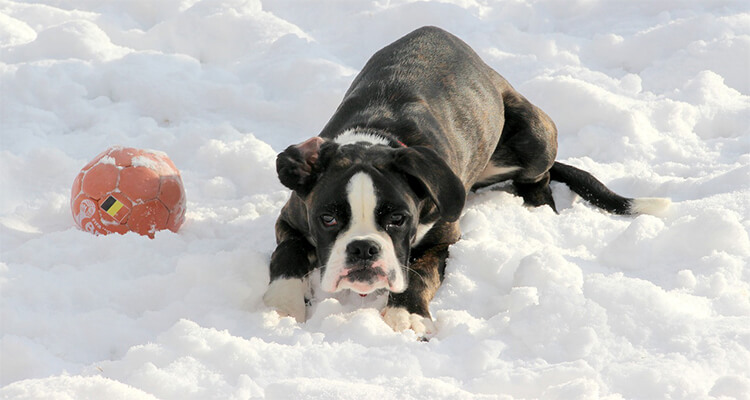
[382, 306, 436, 337]
[263, 278, 306, 322]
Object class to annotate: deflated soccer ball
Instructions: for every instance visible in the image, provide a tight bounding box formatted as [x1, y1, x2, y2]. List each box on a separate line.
[71, 146, 186, 237]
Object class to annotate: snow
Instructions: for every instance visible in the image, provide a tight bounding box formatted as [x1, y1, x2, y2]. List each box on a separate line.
[1, 0, 749, 399]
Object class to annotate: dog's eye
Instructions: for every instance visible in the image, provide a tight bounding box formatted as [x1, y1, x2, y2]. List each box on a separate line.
[320, 214, 338, 227]
[388, 213, 406, 227]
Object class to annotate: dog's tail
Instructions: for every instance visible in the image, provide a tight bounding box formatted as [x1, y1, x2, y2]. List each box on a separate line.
[549, 161, 670, 216]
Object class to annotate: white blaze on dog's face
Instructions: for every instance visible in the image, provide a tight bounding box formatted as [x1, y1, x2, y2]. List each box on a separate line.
[317, 171, 409, 294]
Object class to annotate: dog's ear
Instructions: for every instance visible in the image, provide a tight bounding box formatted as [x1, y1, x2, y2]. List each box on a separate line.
[393, 146, 466, 222]
[277, 137, 328, 196]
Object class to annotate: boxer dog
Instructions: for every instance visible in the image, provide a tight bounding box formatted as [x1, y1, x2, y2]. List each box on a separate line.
[263, 26, 669, 336]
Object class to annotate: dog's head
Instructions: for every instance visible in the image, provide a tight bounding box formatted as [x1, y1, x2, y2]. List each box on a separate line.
[277, 135, 465, 295]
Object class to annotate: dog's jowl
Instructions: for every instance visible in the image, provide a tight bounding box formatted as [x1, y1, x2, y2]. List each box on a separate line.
[263, 26, 670, 336]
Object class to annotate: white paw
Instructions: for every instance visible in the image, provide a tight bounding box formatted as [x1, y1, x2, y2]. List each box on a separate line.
[263, 278, 307, 322]
[382, 306, 436, 337]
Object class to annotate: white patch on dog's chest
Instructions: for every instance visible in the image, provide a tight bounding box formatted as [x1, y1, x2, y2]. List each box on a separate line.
[334, 129, 390, 146]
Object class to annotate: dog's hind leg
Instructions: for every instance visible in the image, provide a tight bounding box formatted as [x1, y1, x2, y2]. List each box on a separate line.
[488, 91, 670, 216]
[513, 172, 557, 212]
[477, 89, 559, 212]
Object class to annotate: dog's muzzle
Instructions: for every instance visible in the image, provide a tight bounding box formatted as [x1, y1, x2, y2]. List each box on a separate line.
[335, 239, 388, 293]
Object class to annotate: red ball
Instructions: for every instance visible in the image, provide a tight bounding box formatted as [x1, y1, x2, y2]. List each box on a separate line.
[71, 146, 187, 238]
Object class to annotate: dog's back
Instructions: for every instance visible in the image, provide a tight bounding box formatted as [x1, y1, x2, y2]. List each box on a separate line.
[320, 26, 508, 186]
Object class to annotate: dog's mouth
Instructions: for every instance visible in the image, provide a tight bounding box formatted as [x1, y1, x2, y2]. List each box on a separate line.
[345, 264, 386, 280]
[334, 263, 393, 294]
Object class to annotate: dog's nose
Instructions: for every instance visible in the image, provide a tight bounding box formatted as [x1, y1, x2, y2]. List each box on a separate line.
[346, 240, 381, 261]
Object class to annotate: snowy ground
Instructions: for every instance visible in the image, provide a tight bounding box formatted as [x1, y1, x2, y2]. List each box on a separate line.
[1, 1, 749, 399]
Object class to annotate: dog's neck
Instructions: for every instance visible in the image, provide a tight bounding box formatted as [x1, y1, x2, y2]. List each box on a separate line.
[334, 128, 407, 148]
